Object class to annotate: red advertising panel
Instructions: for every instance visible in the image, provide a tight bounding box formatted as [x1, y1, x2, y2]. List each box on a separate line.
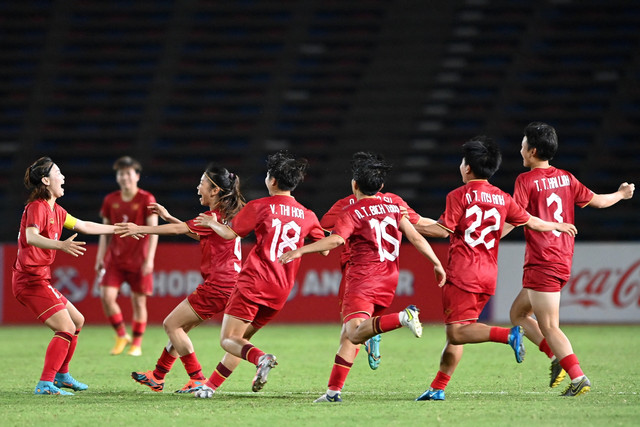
[1, 242, 448, 324]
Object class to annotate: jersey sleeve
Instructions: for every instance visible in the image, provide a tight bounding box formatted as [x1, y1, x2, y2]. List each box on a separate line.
[99, 194, 110, 219]
[185, 214, 216, 236]
[505, 194, 531, 226]
[571, 174, 595, 208]
[390, 194, 420, 224]
[512, 174, 529, 208]
[306, 211, 327, 242]
[331, 209, 356, 241]
[436, 190, 463, 233]
[229, 201, 258, 238]
[25, 202, 46, 230]
[144, 192, 157, 217]
[320, 197, 349, 230]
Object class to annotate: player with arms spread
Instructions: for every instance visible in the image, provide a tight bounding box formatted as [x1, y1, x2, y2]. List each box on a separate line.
[413, 137, 577, 401]
[95, 156, 158, 356]
[193, 151, 326, 398]
[116, 164, 245, 394]
[319, 152, 428, 371]
[505, 122, 635, 397]
[279, 152, 446, 403]
[13, 157, 117, 395]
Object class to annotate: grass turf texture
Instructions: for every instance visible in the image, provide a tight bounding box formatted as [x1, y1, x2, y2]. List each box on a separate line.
[1, 324, 638, 426]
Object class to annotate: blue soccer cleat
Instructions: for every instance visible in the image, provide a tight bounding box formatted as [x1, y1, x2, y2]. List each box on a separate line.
[54, 372, 88, 391]
[34, 380, 74, 396]
[364, 335, 382, 370]
[508, 326, 525, 363]
[416, 387, 445, 401]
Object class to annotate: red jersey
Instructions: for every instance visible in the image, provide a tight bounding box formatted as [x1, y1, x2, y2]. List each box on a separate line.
[438, 180, 530, 295]
[185, 209, 241, 295]
[100, 189, 156, 271]
[513, 167, 594, 280]
[231, 195, 325, 310]
[332, 197, 405, 307]
[321, 192, 420, 269]
[13, 199, 68, 281]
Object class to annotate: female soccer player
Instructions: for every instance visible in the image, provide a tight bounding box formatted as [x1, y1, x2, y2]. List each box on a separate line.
[13, 157, 117, 395]
[95, 156, 158, 356]
[413, 137, 577, 402]
[192, 151, 326, 398]
[116, 164, 245, 394]
[279, 152, 446, 403]
[506, 122, 634, 396]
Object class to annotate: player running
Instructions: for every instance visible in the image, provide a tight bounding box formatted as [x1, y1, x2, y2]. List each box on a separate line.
[279, 152, 446, 403]
[413, 136, 577, 401]
[115, 165, 245, 394]
[505, 122, 634, 396]
[192, 151, 326, 398]
[13, 157, 117, 395]
[95, 156, 158, 356]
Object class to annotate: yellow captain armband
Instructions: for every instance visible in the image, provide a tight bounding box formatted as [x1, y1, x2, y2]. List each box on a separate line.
[63, 214, 78, 230]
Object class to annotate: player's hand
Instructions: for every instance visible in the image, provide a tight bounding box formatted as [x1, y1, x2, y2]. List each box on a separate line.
[279, 249, 301, 264]
[194, 212, 218, 228]
[59, 233, 86, 257]
[434, 264, 446, 287]
[556, 223, 577, 237]
[114, 222, 143, 239]
[147, 202, 169, 220]
[618, 182, 635, 200]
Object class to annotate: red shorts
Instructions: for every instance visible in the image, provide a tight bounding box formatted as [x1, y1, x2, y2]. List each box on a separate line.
[13, 276, 68, 323]
[224, 287, 279, 330]
[523, 268, 567, 293]
[341, 295, 387, 323]
[441, 282, 491, 324]
[187, 283, 230, 320]
[101, 266, 153, 295]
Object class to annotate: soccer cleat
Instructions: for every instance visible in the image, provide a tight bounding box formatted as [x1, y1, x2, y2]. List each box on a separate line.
[314, 392, 342, 403]
[364, 334, 382, 370]
[175, 378, 205, 394]
[194, 384, 215, 399]
[110, 334, 132, 355]
[400, 305, 422, 338]
[131, 370, 164, 392]
[34, 380, 74, 396]
[549, 359, 567, 388]
[508, 326, 525, 363]
[561, 376, 591, 397]
[127, 345, 142, 357]
[252, 354, 277, 392]
[54, 372, 88, 391]
[416, 387, 445, 401]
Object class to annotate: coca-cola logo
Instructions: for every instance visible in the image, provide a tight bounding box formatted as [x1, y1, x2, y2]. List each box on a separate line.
[564, 260, 640, 308]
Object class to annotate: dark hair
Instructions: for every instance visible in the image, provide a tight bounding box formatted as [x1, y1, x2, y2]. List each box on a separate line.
[266, 150, 308, 191]
[204, 164, 246, 220]
[351, 151, 392, 196]
[462, 136, 502, 179]
[113, 156, 142, 173]
[523, 122, 558, 161]
[24, 156, 55, 203]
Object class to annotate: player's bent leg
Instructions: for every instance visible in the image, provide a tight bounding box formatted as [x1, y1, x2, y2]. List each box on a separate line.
[54, 372, 88, 391]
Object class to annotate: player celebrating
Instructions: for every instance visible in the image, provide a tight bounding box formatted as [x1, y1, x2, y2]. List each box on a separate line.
[115, 165, 245, 394]
[95, 156, 158, 356]
[13, 157, 117, 395]
[192, 151, 326, 398]
[506, 122, 635, 396]
[279, 152, 446, 403]
[319, 152, 426, 371]
[413, 136, 577, 401]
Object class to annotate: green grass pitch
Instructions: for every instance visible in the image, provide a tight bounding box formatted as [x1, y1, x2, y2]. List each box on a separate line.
[1, 324, 638, 426]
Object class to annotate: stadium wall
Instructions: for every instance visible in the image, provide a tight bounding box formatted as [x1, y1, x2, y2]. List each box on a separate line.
[2, 242, 638, 325]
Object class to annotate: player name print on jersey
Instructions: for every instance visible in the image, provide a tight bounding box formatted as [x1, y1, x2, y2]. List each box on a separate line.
[354, 203, 400, 219]
[269, 203, 305, 219]
[465, 190, 506, 206]
[533, 174, 571, 192]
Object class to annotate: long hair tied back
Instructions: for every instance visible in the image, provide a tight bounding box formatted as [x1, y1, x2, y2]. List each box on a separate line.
[24, 157, 55, 203]
[204, 164, 245, 220]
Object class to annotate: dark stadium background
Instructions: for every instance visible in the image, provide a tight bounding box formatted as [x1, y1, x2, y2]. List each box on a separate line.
[1, 0, 638, 243]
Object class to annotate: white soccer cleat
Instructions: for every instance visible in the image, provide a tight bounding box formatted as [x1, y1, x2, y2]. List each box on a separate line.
[193, 384, 215, 399]
[400, 305, 422, 338]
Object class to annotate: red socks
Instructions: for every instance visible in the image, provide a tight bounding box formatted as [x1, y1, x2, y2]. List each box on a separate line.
[41, 331, 72, 382]
[153, 348, 177, 380]
[489, 327, 510, 344]
[206, 362, 234, 390]
[180, 352, 206, 380]
[430, 371, 451, 390]
[538, 338, 555, 359]
[58, 329, 80, 374]
[241, 344, 265, 366]
[327, 355, 353, 391]
[371, 313, 402, 335]
[559, 354, 584, 380]
[132, 321, 146, 347]
[108, 313, 127, 337]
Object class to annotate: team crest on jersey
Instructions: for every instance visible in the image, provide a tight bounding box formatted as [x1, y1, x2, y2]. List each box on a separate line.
[49, 218, 55, 224]
[113, 203, 120, 209]
[132, 203, 139, 211]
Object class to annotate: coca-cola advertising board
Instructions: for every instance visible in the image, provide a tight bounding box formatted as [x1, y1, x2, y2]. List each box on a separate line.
[494, 242, 640, 323]
[0, 242, 449, 324]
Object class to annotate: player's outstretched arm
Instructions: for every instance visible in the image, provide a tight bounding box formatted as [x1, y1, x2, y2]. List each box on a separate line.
[193, 212, 237, 240]
[148, 202, 182, 224]
[589, 182, 635, 208]
[400, 217, 446, 287]
[25, 227, 86, 257]
[115, 222, 189, 237]
[525, 216, 577, 237]
[72, 219, 117, 235]
[279, 234, 344, 264]
[414, 217, 449, 238]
